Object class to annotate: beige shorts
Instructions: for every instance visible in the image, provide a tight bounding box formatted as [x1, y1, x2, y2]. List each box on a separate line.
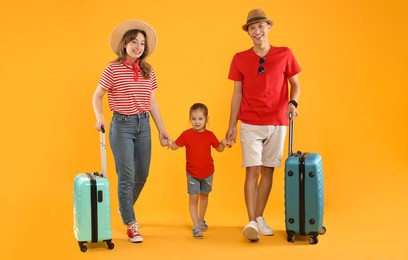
[240, 123, 287, 168]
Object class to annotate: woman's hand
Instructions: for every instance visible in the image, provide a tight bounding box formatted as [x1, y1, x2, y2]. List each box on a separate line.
[159, 131, 171, 147]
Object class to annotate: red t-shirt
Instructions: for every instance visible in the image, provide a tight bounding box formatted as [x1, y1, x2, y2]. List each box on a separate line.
[175, 129, 221, 179]
[228, 46, 301, 125]
[98, 62, 157, 115]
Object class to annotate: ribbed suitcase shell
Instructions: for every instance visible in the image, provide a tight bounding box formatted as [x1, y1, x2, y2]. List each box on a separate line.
[73, 173, 113, 251]
[284, 152, 325, 243]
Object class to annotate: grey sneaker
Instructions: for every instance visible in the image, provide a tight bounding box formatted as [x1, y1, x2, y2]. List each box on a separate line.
[243, 221, 259, 241]
[256, 216, 274, 236]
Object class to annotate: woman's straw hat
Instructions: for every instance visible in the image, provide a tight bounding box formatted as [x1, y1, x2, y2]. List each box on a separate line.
[242, 9, 274, 31]
[110, 20, 157, 56]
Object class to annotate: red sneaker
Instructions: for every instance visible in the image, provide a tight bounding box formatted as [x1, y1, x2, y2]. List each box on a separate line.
[127, 224, 143, 243]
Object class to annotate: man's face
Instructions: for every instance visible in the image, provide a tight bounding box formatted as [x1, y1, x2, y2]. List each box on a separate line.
[247, 21, 271, 43]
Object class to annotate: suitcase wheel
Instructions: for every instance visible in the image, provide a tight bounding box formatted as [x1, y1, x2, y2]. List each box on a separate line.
[78, 242, 87, 253]
[319, 226, 326, 235]
[106, 240, 115, 250]
[287, 234, 295, 243]
[308, 235, 318, 245]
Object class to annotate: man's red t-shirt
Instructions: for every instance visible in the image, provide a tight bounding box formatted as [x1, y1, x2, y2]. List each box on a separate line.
[228, 46, 301, 126]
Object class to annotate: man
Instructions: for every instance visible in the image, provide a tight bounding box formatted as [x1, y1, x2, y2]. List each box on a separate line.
[226, 8, 301, 241]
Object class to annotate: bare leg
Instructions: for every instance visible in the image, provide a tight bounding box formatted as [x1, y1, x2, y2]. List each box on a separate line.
[189, 194, 200, 227]
[198, 193, 209, 221]
[244, 166, 261, 221]
[255, 166, 274, 217]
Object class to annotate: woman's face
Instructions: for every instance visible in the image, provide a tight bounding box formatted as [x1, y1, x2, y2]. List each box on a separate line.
[124, 32, 146, 61]
[190, 110, 207, 132]
[247, 21, 271, 44]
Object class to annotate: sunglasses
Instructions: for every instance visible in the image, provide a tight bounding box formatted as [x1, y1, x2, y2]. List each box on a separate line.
[258, 57, 266, 75]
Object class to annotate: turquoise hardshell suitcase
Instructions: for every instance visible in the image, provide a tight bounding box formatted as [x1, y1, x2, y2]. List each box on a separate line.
[73, 129, 114, 252]
[284, 116, 326, 244]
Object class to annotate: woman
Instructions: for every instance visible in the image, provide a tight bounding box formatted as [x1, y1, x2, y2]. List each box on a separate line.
[92, 20, 170, 243]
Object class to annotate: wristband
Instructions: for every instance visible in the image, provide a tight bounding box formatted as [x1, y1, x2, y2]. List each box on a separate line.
[288, 100, 298, 108]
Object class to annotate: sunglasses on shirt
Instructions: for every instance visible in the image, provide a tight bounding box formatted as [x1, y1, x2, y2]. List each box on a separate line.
[258, 57, 266, 75]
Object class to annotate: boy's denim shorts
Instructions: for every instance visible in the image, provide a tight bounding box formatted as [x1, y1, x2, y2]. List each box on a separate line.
[186, 173, 213, 195]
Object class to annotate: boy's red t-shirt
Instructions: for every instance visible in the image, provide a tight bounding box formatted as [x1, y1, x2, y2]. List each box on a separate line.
[175, 129, 220, 179]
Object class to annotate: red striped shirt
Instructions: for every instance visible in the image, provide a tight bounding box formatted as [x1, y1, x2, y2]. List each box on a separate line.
[98, 62, 157, 115]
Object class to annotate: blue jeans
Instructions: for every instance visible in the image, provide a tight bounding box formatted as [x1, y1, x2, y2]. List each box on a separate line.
[109, 112, 151, 225]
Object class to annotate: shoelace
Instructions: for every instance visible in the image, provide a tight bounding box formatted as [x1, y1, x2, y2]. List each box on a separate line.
[130, 225, 140, 235]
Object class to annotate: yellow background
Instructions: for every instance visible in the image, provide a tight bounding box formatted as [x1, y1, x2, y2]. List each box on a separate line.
[1, 0, 407, 259]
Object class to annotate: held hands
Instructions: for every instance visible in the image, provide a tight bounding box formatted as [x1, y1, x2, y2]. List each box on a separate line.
[167, 139, 179, 150]
[159, 132, 171, 148]
[225, 127, 237, 148]
[221, 138, 233, 148]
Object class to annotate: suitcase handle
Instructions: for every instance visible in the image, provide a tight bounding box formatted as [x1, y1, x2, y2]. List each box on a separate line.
[100, 127, 107, 178]
[288, 113, 302, 157]
[288, 113, 294, 157]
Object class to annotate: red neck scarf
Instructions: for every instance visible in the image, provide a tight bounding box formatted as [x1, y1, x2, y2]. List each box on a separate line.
[123, 58, 141, 81]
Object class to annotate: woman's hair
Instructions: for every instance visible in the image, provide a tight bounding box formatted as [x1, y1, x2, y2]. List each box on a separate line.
[190, 103, 209, 120]
[113, 29, 152, 79]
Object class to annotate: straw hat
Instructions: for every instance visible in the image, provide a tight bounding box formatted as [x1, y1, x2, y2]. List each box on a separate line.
[110, 20, 157, 57]
[242, 9, 274, 31]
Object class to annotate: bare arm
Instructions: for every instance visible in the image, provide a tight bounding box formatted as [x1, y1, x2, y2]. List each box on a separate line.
[216, 139, 229, 152]
[225, 81, 243, 143]
[92, 84, 107, 131]
[150, 91, 171, 147]
[169, 141, 179, 150]
[287, 74, 301, 118]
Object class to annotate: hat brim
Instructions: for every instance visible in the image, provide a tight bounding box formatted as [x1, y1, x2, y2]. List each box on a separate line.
[110, 20, 157, 57]
[242, 18, 274, 31]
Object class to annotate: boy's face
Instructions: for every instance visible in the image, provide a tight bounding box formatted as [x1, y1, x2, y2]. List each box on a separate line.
[247, 21, 271, 44]
[190, 110, 207, 132]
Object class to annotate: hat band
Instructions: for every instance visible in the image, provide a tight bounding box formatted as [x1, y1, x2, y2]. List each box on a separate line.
[246, 16, 268, 24]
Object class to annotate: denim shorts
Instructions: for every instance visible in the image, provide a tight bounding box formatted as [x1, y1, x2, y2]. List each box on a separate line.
[186, 173, 213, 195]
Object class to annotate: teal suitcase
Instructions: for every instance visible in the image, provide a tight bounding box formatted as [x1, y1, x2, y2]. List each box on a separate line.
[73, 129, 114, 252]
[284, 116, 326, 244]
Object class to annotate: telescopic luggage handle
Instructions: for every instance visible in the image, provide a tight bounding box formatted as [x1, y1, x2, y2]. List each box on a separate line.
[100, 127, 107, 178]
[288, 113, 294, 157]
